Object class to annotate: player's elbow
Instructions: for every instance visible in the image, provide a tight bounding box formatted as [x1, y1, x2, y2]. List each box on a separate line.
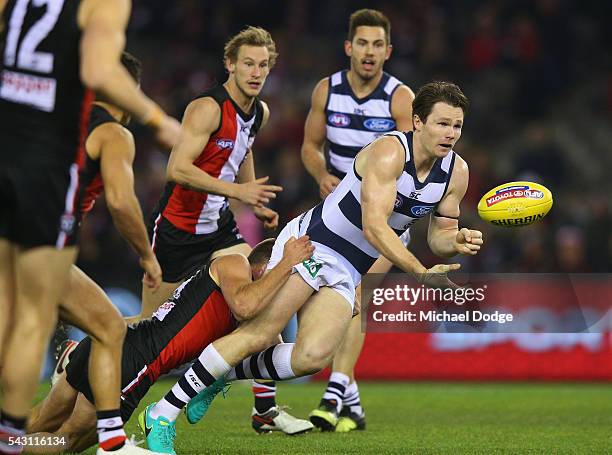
[105, 191, 130, 214]
[232, 298, 258, 322]
[166, 159, 188, 185]
[80, 60, 113, 91]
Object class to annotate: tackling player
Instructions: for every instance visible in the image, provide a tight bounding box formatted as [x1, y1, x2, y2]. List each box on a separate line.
[23, 237, 313, 454]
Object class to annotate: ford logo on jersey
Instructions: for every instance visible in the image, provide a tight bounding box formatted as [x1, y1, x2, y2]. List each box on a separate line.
[364, 118, 396, 132]
[216, 138, 234, 149]
[328, 113, 351, 127]
[411, 205, 434, 217]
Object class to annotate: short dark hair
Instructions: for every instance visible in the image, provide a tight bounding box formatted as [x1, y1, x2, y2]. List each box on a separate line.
[121, 51, 142, 83]
[247, 238, 276, 267]
[412, 81, 469, 123]
[348, 9, 391, 45]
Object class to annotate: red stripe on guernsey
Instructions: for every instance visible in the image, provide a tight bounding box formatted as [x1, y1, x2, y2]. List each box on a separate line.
[162, 100, 239, 233]
[80, 172, 103, 215]
[56, 89, 94, 247]
[145, 290, 236, 382]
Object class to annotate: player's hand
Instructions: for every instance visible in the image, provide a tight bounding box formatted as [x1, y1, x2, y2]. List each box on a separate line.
[154, 115, 181, 151]
[237, 176, 283, 206]
[419, 263, 461, 289]
[282, 235, 315, 266]
[454, 228, 483, 255]
[319, 173, 341, 199]
[253, 205, 279, 230]
[140, 254, 162, 292]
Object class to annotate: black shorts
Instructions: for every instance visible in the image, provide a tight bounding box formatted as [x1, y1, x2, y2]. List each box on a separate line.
[65, 336, 152, 423]
[149, 209, 246, 283]
[0, 160, 80, 248]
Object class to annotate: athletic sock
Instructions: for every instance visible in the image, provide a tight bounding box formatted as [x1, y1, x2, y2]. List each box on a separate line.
[321, 372, 350, 413]
[151, 344, 231, 422]
[96, 409, 126, 451]
[252, 379, 277, 413]
[0, 410, 26, 455]
[343, 381, 364, 416]
[225, 343, 295, 382]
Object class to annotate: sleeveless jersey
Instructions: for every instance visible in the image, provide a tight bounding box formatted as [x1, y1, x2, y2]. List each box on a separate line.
[125, 263, 237, 386]
[324, 70, 401, 178]
[0, 0, 94, 166]
[303, 131, 456, 278]
[156, 85, 264, 235]
[79, 104, 117, 215]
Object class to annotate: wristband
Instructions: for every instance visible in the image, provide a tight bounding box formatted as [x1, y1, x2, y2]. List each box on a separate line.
[143, 105, 164, 130]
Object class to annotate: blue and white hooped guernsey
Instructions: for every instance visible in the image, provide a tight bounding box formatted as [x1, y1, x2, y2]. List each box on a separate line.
[324, 70, 402, 178]
[301, 131, 456, 286]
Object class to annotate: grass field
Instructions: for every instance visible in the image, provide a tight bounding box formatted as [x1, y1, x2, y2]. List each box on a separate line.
[37, 379, 612, 454]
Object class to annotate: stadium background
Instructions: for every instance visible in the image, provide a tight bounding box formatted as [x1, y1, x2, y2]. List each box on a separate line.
[62, 0, 612, 381]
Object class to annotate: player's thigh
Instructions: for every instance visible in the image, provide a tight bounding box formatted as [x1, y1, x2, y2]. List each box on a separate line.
[138, 279, 184, 321]
[59, 266, 125, 340]
[56, 393, 97, 453]
[233, 273, 314, 343]
[210, 242, 252, 260]
[28, 375, 79, 434]
[14, 245, 77, 312]
[295, 287, 353, 364]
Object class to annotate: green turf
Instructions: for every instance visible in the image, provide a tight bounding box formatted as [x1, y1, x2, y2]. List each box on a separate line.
[38, 380, 612, 454]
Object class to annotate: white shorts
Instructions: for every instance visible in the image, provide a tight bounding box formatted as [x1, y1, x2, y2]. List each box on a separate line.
[267, 215, 357, 310]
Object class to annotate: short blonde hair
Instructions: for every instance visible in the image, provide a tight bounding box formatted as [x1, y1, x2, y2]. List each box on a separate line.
[223, 26, 278, 68]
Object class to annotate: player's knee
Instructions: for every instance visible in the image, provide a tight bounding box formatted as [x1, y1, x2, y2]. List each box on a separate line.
[293, 344, 333, 375]
[90, 313, 126, 346]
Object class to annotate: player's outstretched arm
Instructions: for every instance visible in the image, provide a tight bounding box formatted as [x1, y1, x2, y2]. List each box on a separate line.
[78, 0, 179, 149]
[301, 78, 339, 198]
[427, 156, 483, 257]
[95, 123, 161, 290]
[212, 236, 314, 321]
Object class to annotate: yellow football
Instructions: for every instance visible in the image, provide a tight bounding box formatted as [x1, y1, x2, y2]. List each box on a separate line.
[477, 181, 553, 227]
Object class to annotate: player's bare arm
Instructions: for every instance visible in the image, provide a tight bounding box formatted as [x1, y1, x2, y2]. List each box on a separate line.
[390, 84, 416, 131]
[301, 78, 340, 198]
[93, 122, 162, 290]
[358, 136, 428, 276]
[167, 98, 281, 206]
[78, 0, 179, 149]
[211, 236, 314, 320]
[427, 156, 483, 257]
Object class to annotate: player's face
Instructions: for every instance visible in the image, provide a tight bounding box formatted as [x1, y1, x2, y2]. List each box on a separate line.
[345, 26, 391, 81]
[414, 102, 464, 158]
[227, 45, 271, 98]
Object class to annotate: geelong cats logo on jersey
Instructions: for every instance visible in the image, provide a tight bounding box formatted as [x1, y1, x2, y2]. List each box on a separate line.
[328, 113, 351, 127]
[364, 118, 395, 132]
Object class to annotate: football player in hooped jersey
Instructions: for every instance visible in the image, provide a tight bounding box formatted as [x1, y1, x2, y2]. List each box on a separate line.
[301, 9, 415, 432]
[141, 82, 484, 453]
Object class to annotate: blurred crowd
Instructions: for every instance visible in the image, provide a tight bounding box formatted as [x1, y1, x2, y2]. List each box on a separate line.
[77, 0, 612, 294]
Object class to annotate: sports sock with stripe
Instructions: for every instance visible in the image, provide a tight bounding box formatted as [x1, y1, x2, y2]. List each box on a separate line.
[322, 372, 350, 413]
[226, 343, 295, 382]
[252, 379, 277, 414]
[96, 409, 126, 452]
[151, 344, 230, 422]
[343, 381, 364, 416]
[0, 410, 26, 455]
